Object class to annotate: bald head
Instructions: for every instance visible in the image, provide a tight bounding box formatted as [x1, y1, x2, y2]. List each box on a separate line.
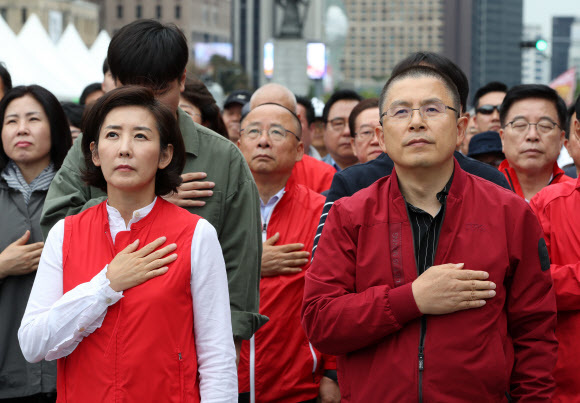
[250, 83, 297, 112]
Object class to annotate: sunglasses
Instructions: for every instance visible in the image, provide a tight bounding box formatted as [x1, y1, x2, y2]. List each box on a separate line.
[476, 104, 501, 115]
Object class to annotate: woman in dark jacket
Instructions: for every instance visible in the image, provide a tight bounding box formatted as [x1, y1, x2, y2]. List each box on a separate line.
[0, 85, 72, 401]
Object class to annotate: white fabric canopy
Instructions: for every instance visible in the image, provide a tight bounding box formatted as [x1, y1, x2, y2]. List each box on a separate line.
[0, 14, 109, 100]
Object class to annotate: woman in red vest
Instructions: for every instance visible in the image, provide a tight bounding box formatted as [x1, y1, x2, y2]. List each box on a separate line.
[18, 86, 238, 402]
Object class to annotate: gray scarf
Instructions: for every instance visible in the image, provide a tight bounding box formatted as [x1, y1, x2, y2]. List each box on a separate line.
[1, 160, 55, 204]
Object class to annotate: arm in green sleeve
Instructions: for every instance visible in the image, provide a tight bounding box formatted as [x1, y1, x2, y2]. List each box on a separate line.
[220, 157, 268, 340]
[40, 134, 107, 239]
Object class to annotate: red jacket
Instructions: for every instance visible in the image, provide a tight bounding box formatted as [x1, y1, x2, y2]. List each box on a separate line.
[302, 159, 557, 402]
[530, 178, 580, 402]
[57, 199, 201, 403]
[238, 182, 334, 402]
[289, 154, 335, 194]
[499, 159, 573, 199]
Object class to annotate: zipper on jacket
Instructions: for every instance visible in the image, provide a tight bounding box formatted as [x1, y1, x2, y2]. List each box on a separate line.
[418, 320, 426, 403]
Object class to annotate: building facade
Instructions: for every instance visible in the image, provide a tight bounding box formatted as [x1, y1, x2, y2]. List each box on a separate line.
[0, 0, 99, 46]
[521, 25, 550, 85]
[551, 17, 575, 80]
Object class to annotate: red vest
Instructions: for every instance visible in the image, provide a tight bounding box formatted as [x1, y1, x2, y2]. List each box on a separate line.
[57, 198, 201, 403]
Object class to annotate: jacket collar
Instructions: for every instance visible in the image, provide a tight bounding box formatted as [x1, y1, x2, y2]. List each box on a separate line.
[390, 157, 465, 204]
[499, 159, 566, 197]
[178, 108, 199, 157]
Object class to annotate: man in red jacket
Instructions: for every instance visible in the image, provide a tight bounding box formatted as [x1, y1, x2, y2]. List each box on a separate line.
[498, 84, 573, 201]
[530, 95, 580, 402]
[302, 65, 557, 402]
[237, 103, 338, 402]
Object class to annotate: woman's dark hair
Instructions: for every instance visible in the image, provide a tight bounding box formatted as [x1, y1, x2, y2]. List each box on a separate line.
[181, 77, 228, 138]
[349, 98, 379, 138]
[0, 85, 72, 172]
[81, 86, 185, 196]
[0, 63, 12, 94]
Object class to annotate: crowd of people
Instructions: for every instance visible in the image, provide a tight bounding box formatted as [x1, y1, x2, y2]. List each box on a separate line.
[0, 18, 579, 403]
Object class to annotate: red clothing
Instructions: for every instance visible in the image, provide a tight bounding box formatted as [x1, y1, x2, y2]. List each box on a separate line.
[289, 154, 335, 193]
[238, 182, 334, 402]
[499, 159, 573, 199]
[530, 178, 580, 402]
[57, 199, 201, 403]
[302, 159, 557, 402]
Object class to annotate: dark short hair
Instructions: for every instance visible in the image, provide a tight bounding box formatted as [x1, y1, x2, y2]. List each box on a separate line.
[61, 102, 85, 128]
[181, 77, 228, 138]
[499, 84, 567, 128]
[107, 20, 188, 90]
[80, 83, 103, 105]
[102, 58, 110, 75]
[349, 98, 379, 137]
[565, 105, 576, 140]
[379, 65, 460, 118]
[81, 86, 185, 195]
[296, 95, 315, 124]
[391, 52, 469, 113]
[473, 81, 507, 109]
[322, 89, 362, 122]
[0, 63, 12, 94]
[0, 85, 72, 172]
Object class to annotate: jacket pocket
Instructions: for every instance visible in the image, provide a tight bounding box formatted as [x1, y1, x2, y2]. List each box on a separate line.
[177, 348, 184, 403]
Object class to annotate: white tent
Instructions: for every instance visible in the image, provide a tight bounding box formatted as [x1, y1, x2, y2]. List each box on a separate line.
[56, 23, 103, 86]
[89, 30, 111, 75]
[0, 14, 110, 100]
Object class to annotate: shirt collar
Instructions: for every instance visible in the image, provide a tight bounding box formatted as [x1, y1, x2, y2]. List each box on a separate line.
[177, 107, 199, 157]
[106, 197, 157, 231]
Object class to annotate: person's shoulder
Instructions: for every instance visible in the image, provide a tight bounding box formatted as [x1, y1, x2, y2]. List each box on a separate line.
[294, 183, 326, 207]
[332, 153, 394, 195]
[301, 154, 336, 174]
[454, 152, 510, 189]
[531, 179, 577, 211]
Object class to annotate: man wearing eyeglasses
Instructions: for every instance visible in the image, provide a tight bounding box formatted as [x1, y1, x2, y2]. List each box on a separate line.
[302, 65, 557, 402]
[473, 81, 507, 133]
[348, 98, 383, 164]
[237, 103, 338, 403]
[498, 84, 574, 201]
[321, 90, 362, 171]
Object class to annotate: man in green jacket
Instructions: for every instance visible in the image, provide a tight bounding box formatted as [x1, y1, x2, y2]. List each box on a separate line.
[40, 20, 267, 356]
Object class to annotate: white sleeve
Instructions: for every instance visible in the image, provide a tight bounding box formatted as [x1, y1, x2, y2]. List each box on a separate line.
[18, 219, 123, 363]
[190, 219, 238, 402]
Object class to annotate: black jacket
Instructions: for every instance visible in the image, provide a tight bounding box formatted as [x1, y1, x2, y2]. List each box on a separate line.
[312, 151, 511, 256]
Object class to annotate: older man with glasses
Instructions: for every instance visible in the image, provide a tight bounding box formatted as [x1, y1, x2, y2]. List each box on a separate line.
[236, 103, 339, 403]
[321, 89, 362, 171]
[302, 65, 557, 402]
[498, 84, 574, 201]
[348, 98, 383, 164]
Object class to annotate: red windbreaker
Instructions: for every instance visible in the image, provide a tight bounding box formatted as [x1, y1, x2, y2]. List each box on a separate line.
[531, 178, 580, 402]
[302, 159, 557, 402]
[289, 154, 335, 194]
[238, 182, 335, 402]
[499, 159, 573, 199]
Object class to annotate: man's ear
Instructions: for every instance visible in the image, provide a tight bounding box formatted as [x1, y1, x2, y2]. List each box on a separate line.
[90, 142, 101, 167]
[295, 140, 304, 162]
[375, 125, 386, 153]
[455, 115, 468, 149]
[179, 70, 186, 93]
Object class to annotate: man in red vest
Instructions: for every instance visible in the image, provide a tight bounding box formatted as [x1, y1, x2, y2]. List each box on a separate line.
[237, 103, 339, 402]
[498, 84, 573, 201]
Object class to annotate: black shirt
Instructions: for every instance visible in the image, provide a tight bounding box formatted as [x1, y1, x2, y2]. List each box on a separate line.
[405, 174, 452, 274]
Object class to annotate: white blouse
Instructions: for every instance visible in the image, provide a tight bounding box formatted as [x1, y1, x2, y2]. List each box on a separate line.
[18, 199, 237, 402]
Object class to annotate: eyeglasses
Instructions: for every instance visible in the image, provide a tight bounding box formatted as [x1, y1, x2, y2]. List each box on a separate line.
[380, 102, 458, 122]
[240, 124, 300, 142]
[504, 118, 560, 135]
[328, 117, 347, 132]
[476, 104, 501, 115]
[354, 129, 376, 141]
